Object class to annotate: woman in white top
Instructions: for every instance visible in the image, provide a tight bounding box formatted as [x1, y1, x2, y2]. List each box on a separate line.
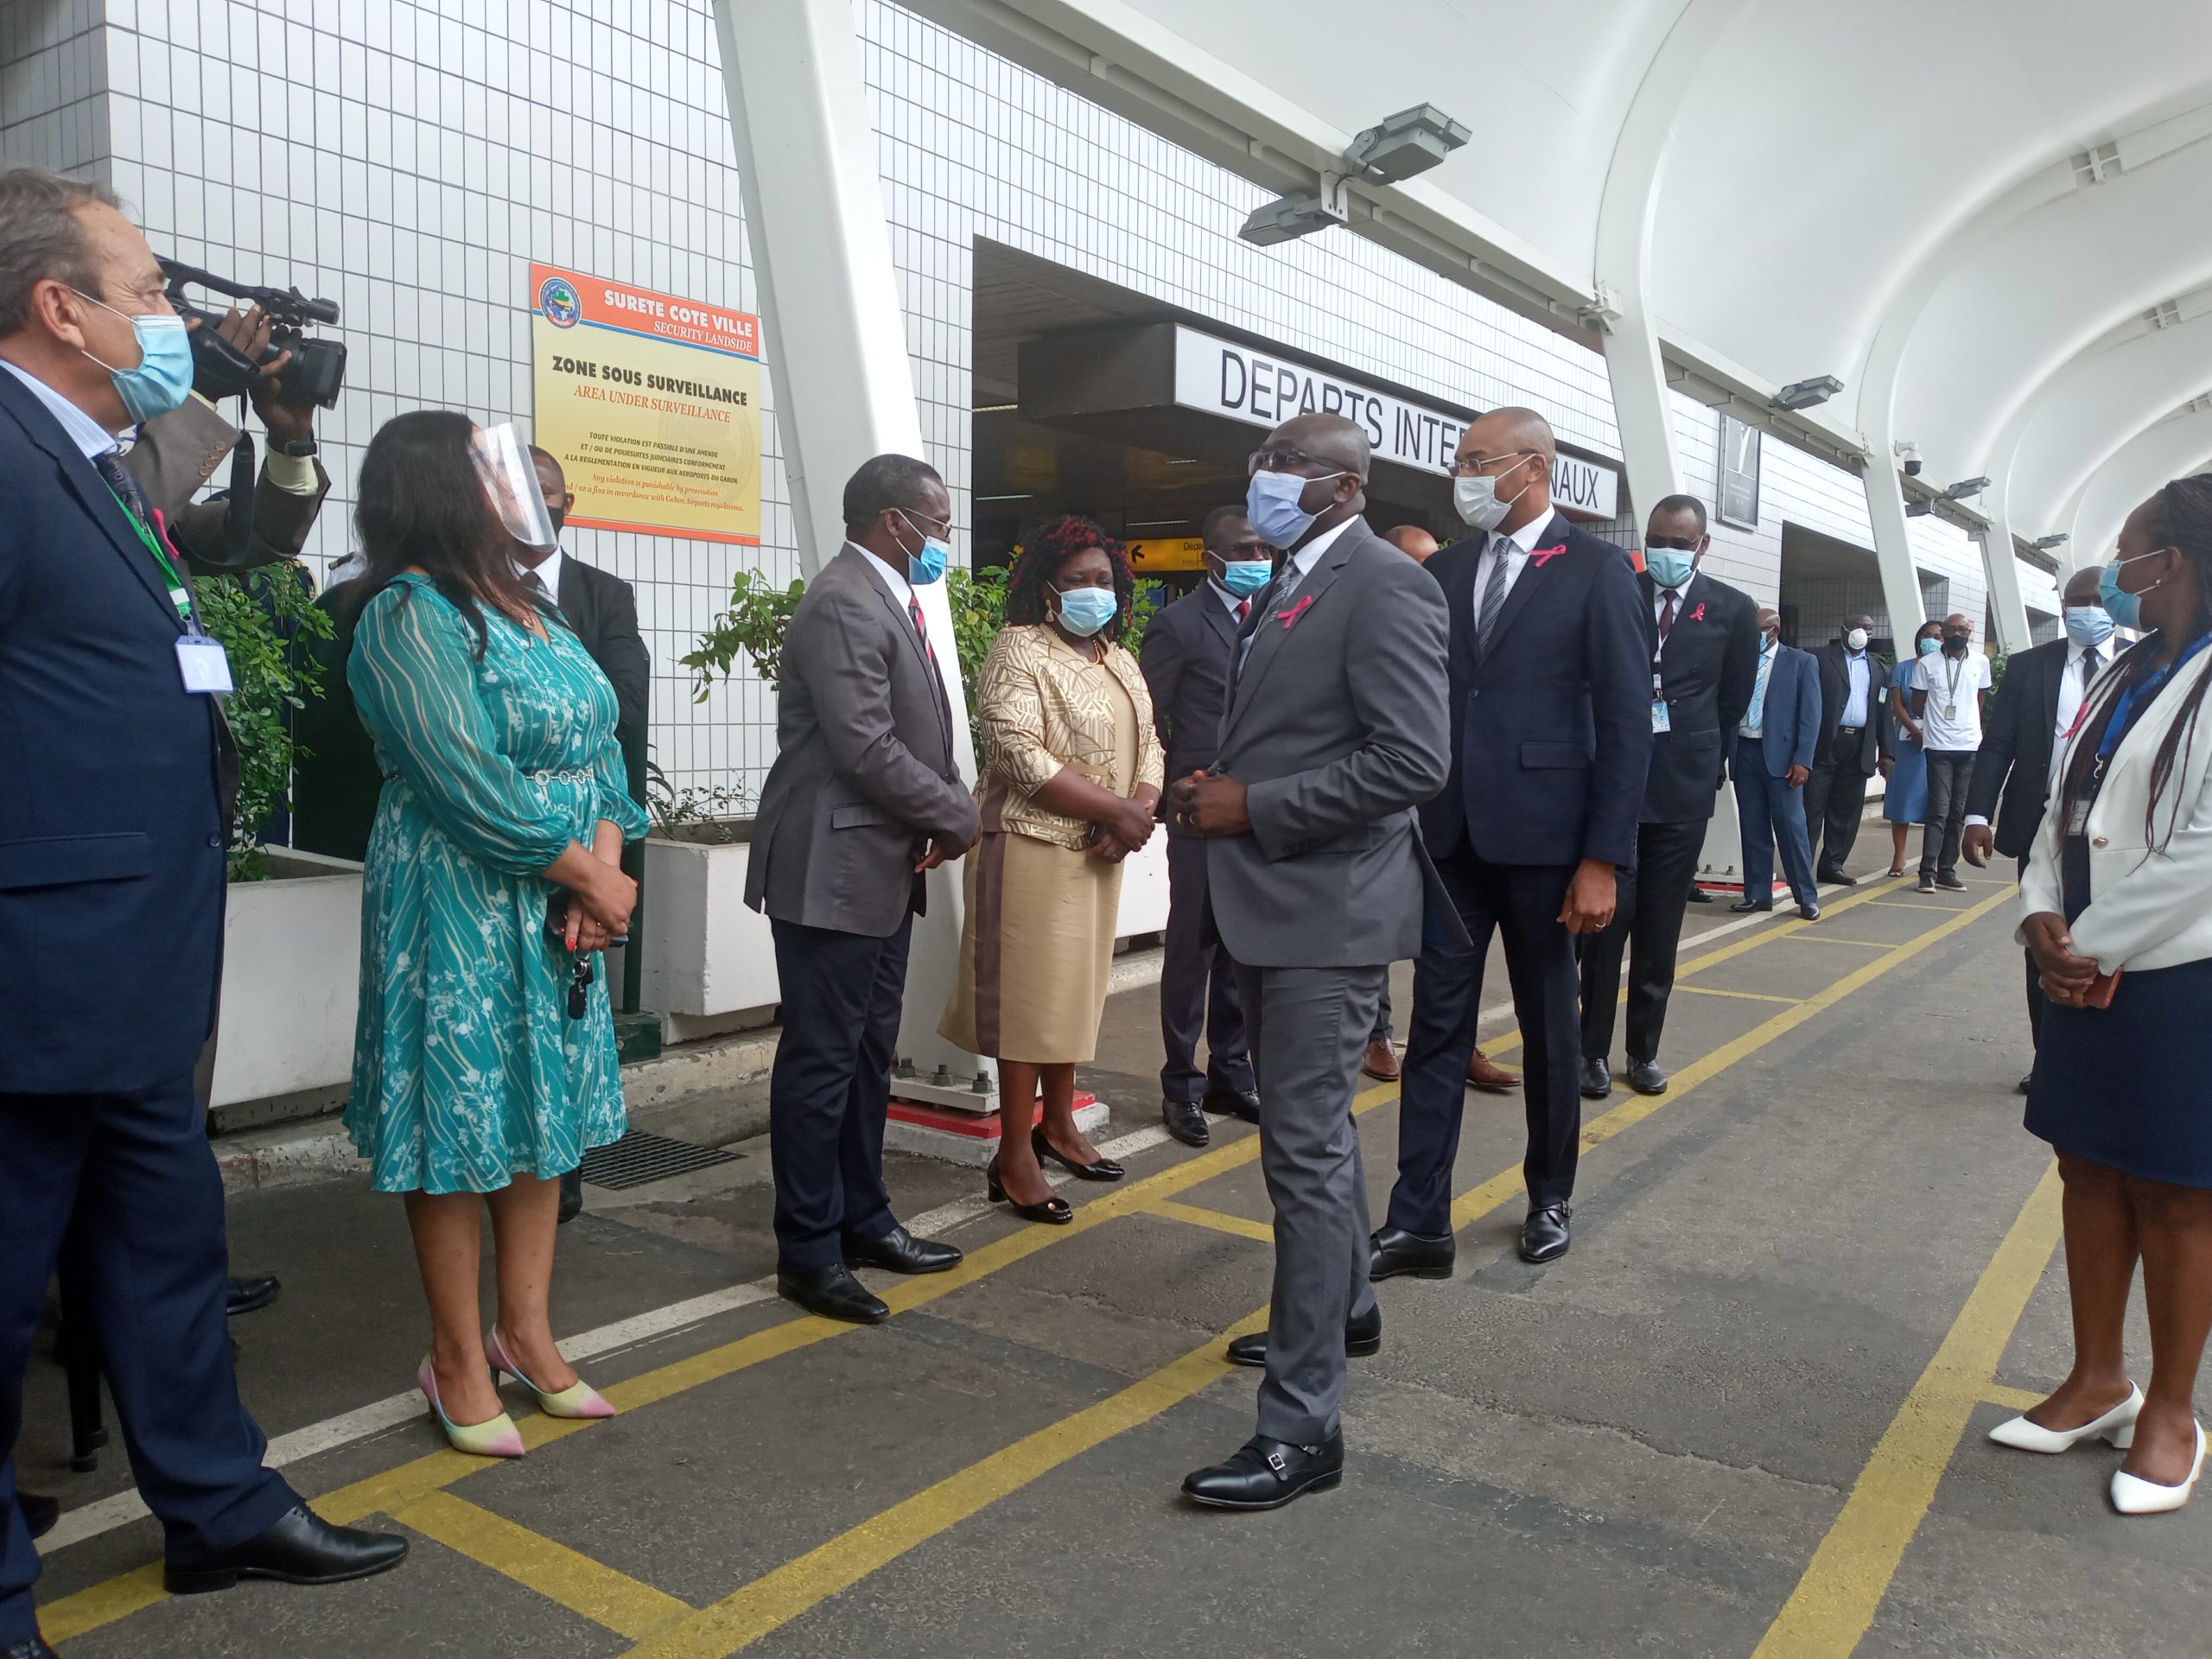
[1987, 475, 2212, 1515]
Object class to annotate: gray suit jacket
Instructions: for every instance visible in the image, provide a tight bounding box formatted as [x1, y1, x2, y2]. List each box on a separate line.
[744, 545, 980, 937]
[1206, 518, 1453, 969]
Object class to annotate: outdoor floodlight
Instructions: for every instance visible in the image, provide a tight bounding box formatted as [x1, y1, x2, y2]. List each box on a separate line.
[1239, 190, 1346, 247]
[1773, 376, 1845, 411]
[1343, 104, 1471, 185]
[1904, 499, 1933, 518]
[2035, 533, 2071, 549]
[1944, 477, 1991, 499]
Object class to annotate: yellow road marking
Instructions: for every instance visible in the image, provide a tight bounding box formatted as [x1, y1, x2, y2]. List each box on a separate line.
[1149, 1199, 1277, 1243]
[1674, 984, 1802, 1005]
[35, 1565, 163, 1647]
[1779, 934, 1895, 948]
[396, 1490, 692, 1639]
[1863, 899, 1942, 910]
[625, 1311, 1270, 1658]
[1983, 1384, 2044, 1412]
[1751, 1161, 2063, 1659]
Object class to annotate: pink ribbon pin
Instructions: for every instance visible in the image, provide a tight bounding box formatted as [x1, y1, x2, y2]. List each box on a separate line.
[1529, 543, 1567, 566]
[1688, 602, 1707, 622]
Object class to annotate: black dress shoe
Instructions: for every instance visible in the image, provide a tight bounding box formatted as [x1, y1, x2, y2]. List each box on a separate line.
[1201, 1086, 1262, 1123]
[1624, 1059, 1669, 1096]
[1519, 1203, 1572, 1264]
[777, 1263, 889, 1325]
[557, 1166, 584, 1224]
[842, 1224, 961, 1275]
[1820, 869, 1858, 887]
[1797, 901, 1821, 921]
[1181, 1433, 1344, 1510]
[163, 1503, 408, 1595]
[2018, 1072, 2035, 1096]
[1226, 1304, 1381, 1368]
[1580, 1057, 1611, 1099]
[1686, 887, 1713, 904]
[3, 1637, 59, 1658]
[225, 1274, 281, 1317]
[1368, 1226, 1454, 1281]
[1162, 1098, 1210, 1147]
[17, 1491, 60, 1539]
[1033, 1127, 1122, 1182]
[1728, 898, 1772, 913]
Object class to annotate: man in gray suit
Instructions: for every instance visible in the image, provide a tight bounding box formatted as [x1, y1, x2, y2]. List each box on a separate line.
[745, 454, 982, 1325]
[1171, 413, 1452, 1510]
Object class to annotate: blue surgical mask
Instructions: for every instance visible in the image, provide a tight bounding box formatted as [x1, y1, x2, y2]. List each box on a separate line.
[1053, 585, 1117, 638]
[2064, 605, 2114, 646]
[893, 510, 950, 585]
[2100, 551, 2165, 633]
[75, 290, 193, 424]
[1644, 548, 1695, 589]
[1916, 636, 1942, 656]
[1246, 468, 1344, 549]
[1216, 558, 1272, 597]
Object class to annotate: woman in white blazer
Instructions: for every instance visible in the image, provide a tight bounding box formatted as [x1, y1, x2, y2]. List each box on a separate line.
[1986, 475, 2212, 1516]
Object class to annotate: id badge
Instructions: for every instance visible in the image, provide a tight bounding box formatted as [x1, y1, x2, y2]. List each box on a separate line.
[176, 634, 234, 694]
[1945, 702, 1957, 721]
[1651, 697, 1672, 734]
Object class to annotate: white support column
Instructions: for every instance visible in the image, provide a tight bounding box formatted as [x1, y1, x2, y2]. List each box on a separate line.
[1863, 467, 1929, 646]
[712, 0, 992, 1104]
[1977, 477, 2035, 653]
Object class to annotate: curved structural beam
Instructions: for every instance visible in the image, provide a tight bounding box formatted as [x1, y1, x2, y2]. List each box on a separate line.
[2064, 407, 2212, 564]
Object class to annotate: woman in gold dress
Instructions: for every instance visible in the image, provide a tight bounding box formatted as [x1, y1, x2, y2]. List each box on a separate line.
[941, 517, 1164, 1222]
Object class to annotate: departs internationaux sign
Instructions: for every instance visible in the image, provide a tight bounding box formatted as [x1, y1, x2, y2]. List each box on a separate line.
[530, 264, 762, 544]
[1170, 324, 1618, 522]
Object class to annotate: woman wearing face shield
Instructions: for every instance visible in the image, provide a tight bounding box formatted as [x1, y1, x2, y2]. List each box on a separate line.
[1990, 474, 2212, 1515]
[940, 516, 1164, 1222]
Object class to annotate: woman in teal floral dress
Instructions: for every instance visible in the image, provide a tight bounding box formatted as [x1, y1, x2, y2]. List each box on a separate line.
[345, 411, 645, 1456]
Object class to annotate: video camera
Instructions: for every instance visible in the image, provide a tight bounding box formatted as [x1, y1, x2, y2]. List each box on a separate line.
[159, 258, 346, 410]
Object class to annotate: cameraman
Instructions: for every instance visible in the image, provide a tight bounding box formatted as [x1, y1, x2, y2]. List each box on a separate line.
[124, 303, 329, 575]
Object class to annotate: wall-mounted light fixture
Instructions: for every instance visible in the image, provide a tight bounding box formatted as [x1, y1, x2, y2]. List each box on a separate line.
[1773, 376, 1844, 411]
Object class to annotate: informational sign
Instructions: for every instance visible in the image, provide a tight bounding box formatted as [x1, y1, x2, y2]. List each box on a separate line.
[1127, 536, 1206, 573]
[1170, 324, 1618, 521]
[530, 263, 762, 544]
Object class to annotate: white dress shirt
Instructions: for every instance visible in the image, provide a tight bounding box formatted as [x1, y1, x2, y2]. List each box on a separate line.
[854, 539, 915, 607]
[1, 359, 117, 461]
[1208, 576, 1248, 618]
[1966, 638, 2108, 831]
[1471, 513, 1555, 635]
[1275, 514, 1356, 602]
[1840, 650, 1872, 728]
[515, 545, 564, 600]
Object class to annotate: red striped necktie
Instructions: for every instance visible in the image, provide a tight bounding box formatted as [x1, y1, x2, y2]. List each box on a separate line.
[908, 594, 936, 666]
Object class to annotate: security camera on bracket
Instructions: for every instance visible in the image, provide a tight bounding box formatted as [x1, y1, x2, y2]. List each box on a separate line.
[1893, 440, 1923, 478]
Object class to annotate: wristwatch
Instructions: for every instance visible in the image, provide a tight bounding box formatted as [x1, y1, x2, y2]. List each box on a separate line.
[276, 436, 319, 459]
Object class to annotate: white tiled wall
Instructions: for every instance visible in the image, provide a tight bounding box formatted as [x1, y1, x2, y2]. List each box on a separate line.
[1, 0, 109, 175]
[57, 0, 2006, 799]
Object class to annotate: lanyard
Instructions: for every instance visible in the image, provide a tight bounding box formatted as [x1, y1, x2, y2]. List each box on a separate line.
[2097, 630, 2212, 762]
[103, 483, 196, 628]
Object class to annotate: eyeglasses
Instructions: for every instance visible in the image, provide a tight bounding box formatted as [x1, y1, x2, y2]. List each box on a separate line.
[894, 505, 951, 539]
[1247, 445, 1333, 476]
[1645, 535, 1701, 550]
[1443, 450, 1532, 479]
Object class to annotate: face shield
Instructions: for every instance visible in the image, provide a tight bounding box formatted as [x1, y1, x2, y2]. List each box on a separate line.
[470, 423, 557, 551]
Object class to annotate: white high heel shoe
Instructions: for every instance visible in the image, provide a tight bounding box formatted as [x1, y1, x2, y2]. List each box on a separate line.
[1986, 1383, 2142, 1453]
[2111, 1421, 2206, 1516]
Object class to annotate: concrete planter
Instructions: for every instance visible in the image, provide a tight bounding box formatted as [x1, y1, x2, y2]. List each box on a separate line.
[210, 849, 364, 1113]
[641, 834, 780, 1026]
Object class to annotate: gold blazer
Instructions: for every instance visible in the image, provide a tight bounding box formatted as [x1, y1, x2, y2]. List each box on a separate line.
[976, 623, 1165, 849]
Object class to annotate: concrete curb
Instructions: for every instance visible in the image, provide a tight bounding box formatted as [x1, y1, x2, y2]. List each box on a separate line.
[218, 946, 1171, 1195]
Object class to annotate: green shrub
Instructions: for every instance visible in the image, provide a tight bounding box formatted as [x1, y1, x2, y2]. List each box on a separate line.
[194, 565, 334, 880]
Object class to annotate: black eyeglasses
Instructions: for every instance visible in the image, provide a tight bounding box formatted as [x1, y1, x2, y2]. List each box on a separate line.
[1247, 445, 1332, 476]
[1645, 535, 1702, 550]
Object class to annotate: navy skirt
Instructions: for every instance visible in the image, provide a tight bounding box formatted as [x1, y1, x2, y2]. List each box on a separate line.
[2025, 838, 2212, 1187]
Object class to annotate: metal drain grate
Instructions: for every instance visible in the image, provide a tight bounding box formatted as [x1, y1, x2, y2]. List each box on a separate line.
[577, 1130, 742, 1190]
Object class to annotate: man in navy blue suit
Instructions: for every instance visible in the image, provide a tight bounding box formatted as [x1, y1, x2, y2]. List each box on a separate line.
[1730, 607, 1824, 920]
[1375, 407, 1650, 1269]
[0, 168, 404, 1655]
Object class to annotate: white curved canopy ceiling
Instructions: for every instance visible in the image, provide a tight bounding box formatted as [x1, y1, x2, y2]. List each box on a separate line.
[914, 0, 2212, 557]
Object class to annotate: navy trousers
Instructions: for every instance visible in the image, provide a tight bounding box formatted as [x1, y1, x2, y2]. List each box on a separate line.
[767, 916, 910, 1269]
[1, 1075, 296, 1642]
[1389, 847, 1582, 1231]
[1731, 734, 1818, 906]
[1578, 817, 1707, 1065]
[1158, 836, 1253, 1104]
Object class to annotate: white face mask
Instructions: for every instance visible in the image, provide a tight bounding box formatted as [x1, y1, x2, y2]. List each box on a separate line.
[1844, 627, 1869, 652]
[1452, 454, 1535, 532]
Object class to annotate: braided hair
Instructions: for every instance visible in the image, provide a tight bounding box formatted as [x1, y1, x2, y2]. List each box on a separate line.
[2052, 474, 2212, 852]
[1004, 515, 1135, 644]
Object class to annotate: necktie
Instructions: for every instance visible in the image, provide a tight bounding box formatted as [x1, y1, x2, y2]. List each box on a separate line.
[2082, 646, 2101, 688]
[1746, 650, 1771, 733]
[1474, 538, 1511, 661]
[1235, 599, 1250, 625]
[907, 594, 936, 668]
[93, 449, 151, 526]
[1659, 588, 1679, 640]
[524, 569, 551, 603]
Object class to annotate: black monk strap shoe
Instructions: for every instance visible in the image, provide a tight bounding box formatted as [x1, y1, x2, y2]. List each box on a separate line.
[1202, 1086, 1262, 1123]
[1181, 1433, 1344, 1510]
[1162, 1098, 1209, 1147]
[1580, 1057, 1612, 1099]
[778, 1263, 890, 1325]
[1625, 1059, 1669, 1096]
[1519, 1203, 1573, 1265]
[164, 1503, 408, 1595]
[1225, 1304, 1382, 1369]
[842, 1224, 961, 1275]
[1368, 1226, 1454, 1281]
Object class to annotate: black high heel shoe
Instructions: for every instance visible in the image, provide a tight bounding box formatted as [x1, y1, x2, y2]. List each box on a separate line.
[987, 1156, 1072, 1224]
[1032, 1126, 1123, 1182]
